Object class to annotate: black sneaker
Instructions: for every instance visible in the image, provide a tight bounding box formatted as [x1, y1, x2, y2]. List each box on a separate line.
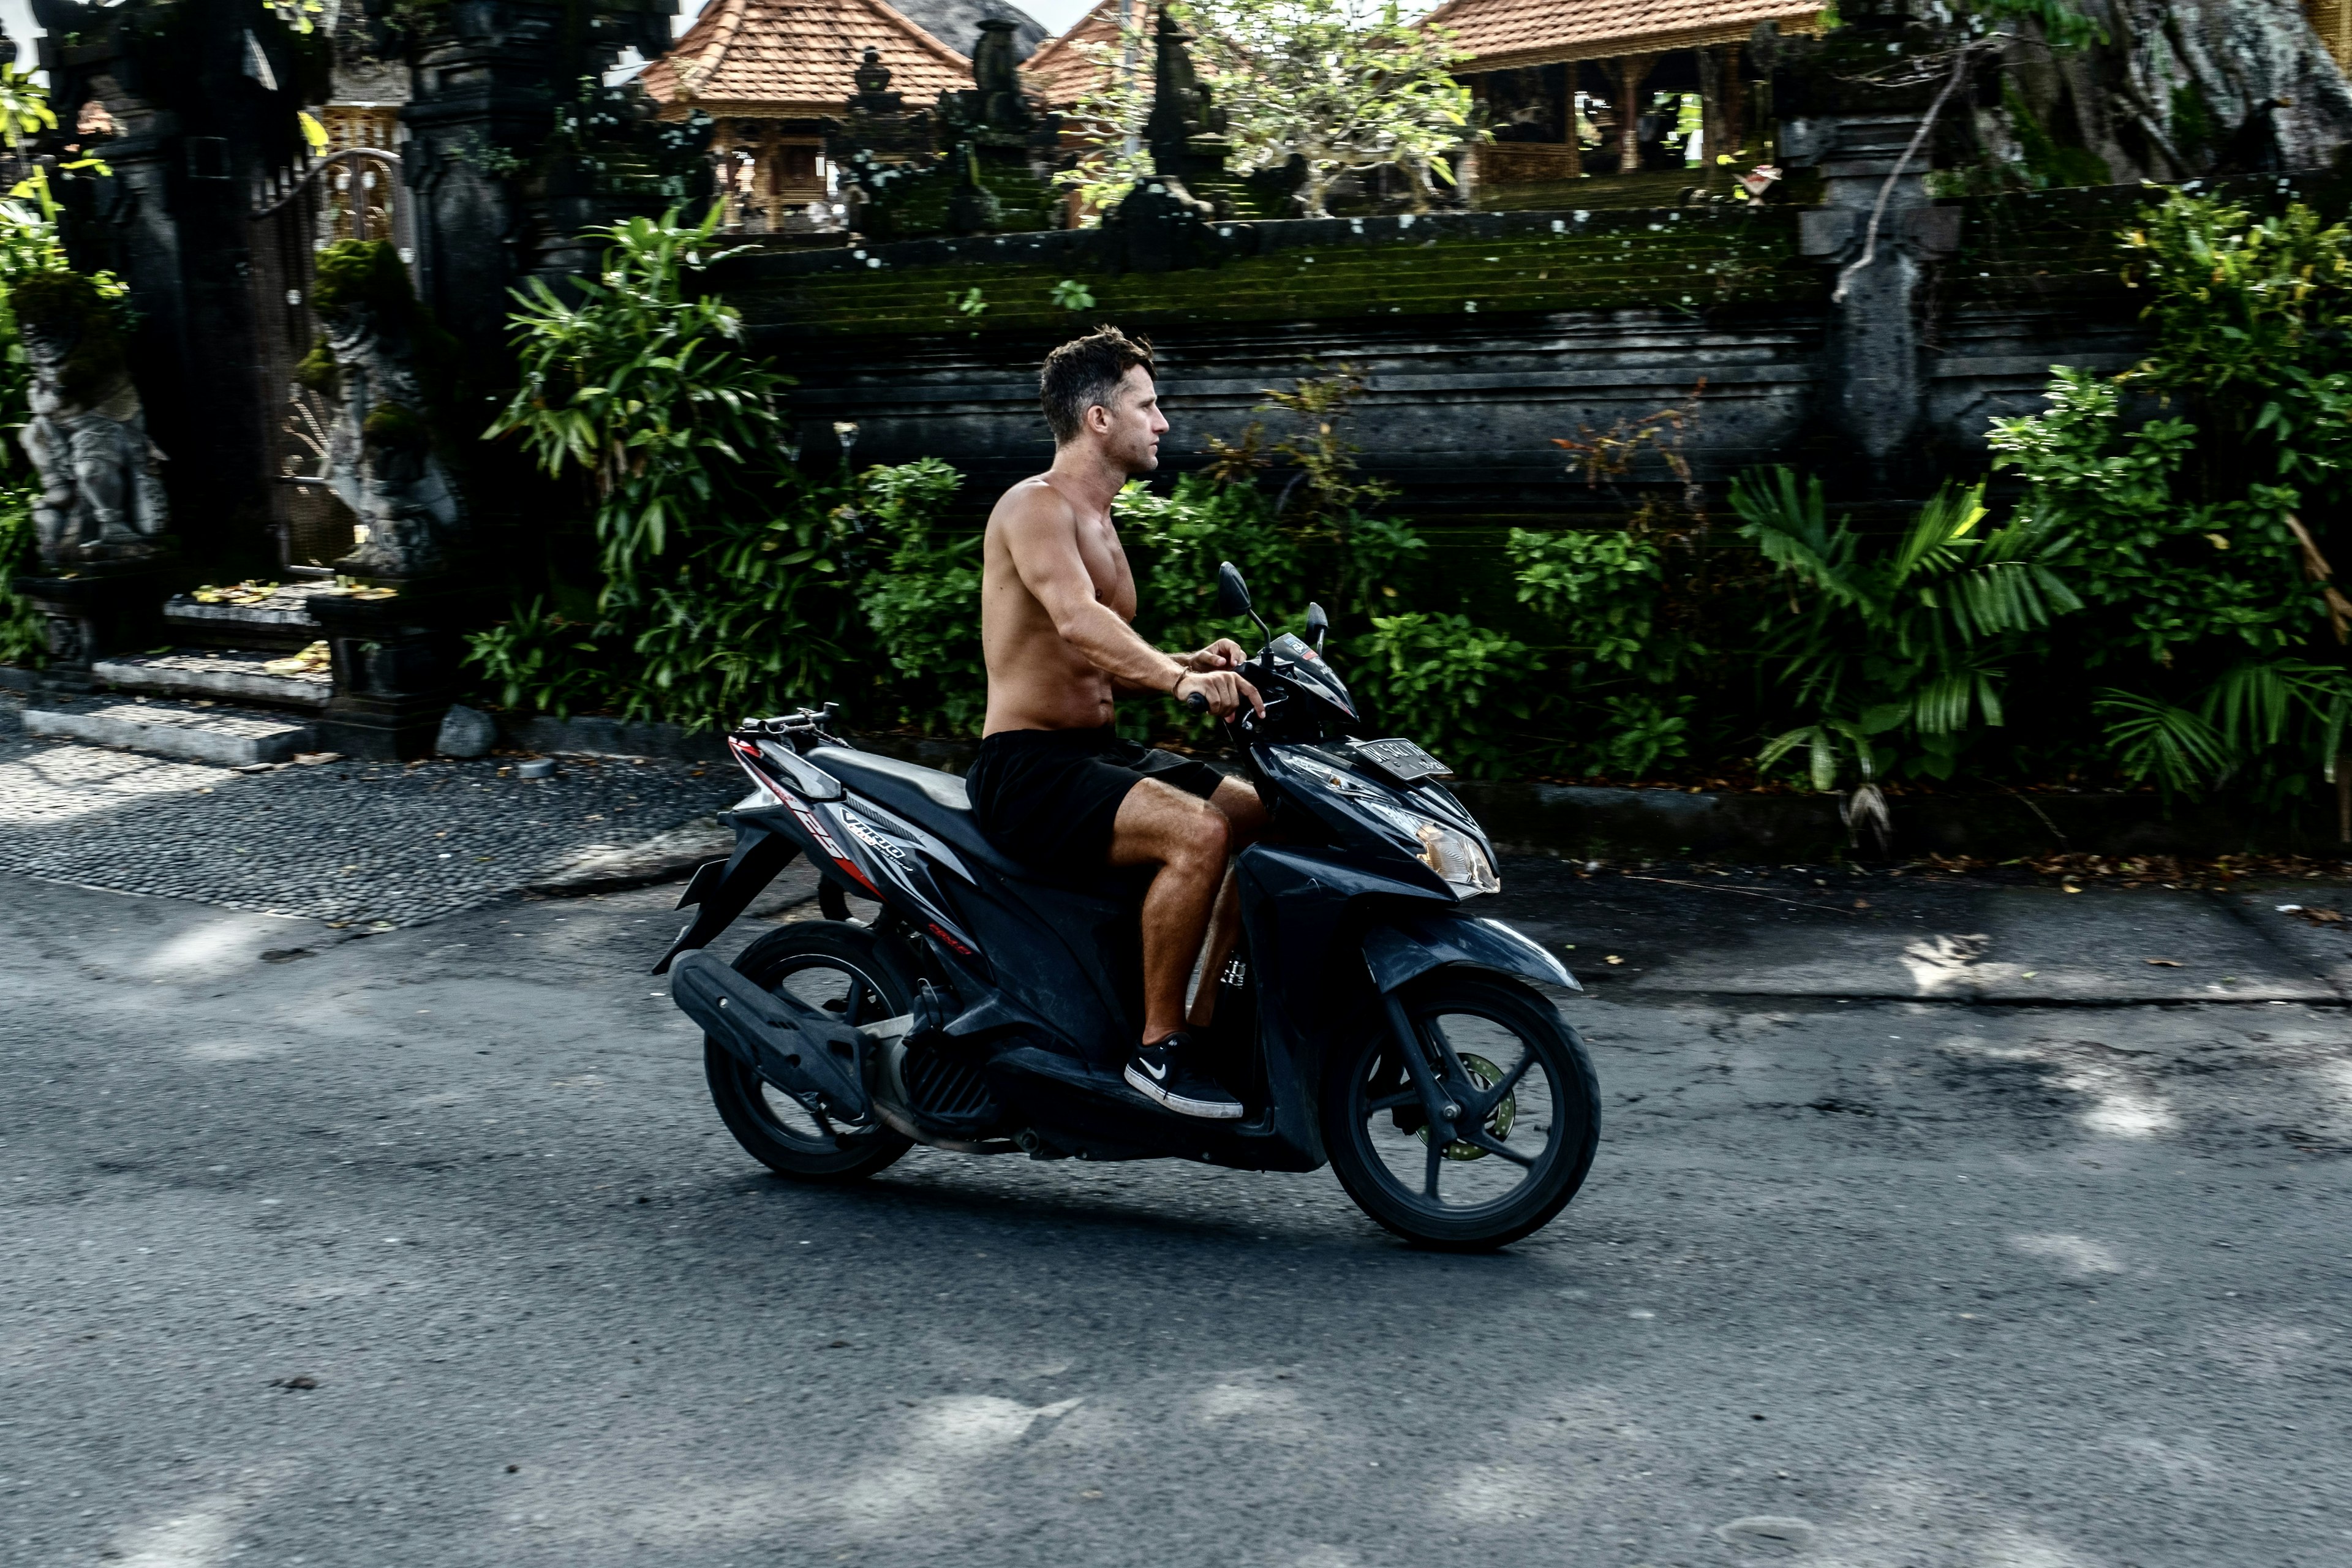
[1123, 1034, 1243, 1120]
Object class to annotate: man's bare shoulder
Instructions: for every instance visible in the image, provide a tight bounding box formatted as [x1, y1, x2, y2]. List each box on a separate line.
[986, 473, 1080, 543]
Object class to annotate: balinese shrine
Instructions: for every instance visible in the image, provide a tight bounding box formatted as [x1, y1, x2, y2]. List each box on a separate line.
[642, 0, 1047, 234]
[1425, 0, 1826, 207]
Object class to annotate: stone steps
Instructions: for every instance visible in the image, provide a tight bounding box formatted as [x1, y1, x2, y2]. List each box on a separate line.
[21, 695, 318, 766]
[92, 649, 331, 712]
[162, 582, 333, 650]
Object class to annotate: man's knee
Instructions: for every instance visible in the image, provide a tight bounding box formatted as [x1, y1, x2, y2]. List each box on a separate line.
[1175, 802, 1229, 868]
[1208, 777, 1267, 842]
[1112, 780, 1229, 871]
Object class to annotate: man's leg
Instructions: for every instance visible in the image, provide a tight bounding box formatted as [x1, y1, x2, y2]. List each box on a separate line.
[1187, 777, 1268, 1030]
[1107, 777, 1231, 1047]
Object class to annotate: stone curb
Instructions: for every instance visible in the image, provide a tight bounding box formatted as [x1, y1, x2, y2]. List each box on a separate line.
[526, 815, 736, 895]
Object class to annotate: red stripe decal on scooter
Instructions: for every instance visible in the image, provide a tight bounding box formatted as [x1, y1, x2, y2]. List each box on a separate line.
[785, 798, 879, 894]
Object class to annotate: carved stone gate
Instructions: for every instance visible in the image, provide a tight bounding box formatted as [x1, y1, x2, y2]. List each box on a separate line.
[249, 146, 413, 576]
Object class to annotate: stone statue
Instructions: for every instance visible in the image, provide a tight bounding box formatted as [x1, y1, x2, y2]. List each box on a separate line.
[303, 239, 466, 579]
[1144, 6, 1227, 204]
[12, 270, 170, 568]
[967, 18, 1030, 132]
[851, 46, 902, 114]
[1097, 9, 1231, 271]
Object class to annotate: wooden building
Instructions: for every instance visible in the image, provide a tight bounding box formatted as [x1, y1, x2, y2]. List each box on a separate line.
[643, 0, 1046, 232]
[1423, 0, 1823, 200]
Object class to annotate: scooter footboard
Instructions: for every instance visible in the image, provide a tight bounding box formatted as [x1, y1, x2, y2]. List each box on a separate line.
[1362, 911, 1580, 995]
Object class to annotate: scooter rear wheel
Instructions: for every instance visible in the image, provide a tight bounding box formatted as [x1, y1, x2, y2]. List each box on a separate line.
[1322, 972, 1599, 1251]
[704, 921, 914, 1183]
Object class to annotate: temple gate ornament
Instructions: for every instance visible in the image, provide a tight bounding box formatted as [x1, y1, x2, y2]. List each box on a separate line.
[11, 271, 170, 569]
[301, 239, 467, 580]
[1142, 6, 1228, 210]
[1097, 9, 1234, 272]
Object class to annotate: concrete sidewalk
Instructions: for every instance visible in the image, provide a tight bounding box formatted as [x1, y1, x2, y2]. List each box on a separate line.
[1487, 861, 2352, 1005]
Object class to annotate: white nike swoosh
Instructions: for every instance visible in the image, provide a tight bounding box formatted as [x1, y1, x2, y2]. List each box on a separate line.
[1140, 1059, 1169, 1081]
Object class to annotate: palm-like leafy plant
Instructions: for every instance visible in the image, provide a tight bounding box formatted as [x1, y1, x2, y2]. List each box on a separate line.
[1732, 467, 2082, 793]
[473, 204, 872, 729]
[2095, 658, 2352, 797]
[488, 203, 796, 604]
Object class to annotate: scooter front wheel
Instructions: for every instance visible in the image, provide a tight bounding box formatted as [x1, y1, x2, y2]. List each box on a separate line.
[1322, 972, 1599, 1251]
[704, 921, 914, 1183]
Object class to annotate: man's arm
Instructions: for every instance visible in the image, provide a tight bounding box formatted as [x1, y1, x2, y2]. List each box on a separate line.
[1004, 487, 1262, 716]
[1107, 641, 1241, 692]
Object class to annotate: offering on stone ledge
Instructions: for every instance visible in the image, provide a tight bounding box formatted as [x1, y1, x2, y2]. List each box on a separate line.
[263, 640, 333, 676]
[190, 580, 284, 606]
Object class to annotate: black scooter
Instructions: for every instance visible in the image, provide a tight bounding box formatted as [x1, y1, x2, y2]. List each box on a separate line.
[657, 563, 1600, 1249]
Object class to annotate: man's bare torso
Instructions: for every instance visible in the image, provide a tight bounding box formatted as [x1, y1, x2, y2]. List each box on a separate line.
[981, 474, 1137, 734]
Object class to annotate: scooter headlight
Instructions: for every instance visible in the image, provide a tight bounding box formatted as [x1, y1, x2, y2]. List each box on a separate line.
[1414, 820, 1500, 897]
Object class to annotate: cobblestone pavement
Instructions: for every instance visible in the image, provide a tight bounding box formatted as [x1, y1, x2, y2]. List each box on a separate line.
[0, 733, 742, 927]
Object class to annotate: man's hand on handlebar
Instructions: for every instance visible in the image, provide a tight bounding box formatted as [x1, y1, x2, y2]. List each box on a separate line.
[1182, 639, 1250, 673]
[1174, 668, 1264, 719]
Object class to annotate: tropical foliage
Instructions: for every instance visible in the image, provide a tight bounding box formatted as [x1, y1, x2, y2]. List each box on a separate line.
[0, 67, 121, 668]
[1735, 470, 2080, 790]
[477, 205, 854, 725]
[455, 189, 2352, 821]
[1981, 189, 2352, 802]
[1057, 0, 1479, 219]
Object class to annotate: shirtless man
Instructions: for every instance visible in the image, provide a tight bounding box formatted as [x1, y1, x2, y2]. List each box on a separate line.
[965, 327, 1267, 1120]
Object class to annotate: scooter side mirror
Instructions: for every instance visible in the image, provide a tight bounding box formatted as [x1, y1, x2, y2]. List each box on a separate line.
[1304, 601, 1328, 652]
[1215, 560, 1253, 618]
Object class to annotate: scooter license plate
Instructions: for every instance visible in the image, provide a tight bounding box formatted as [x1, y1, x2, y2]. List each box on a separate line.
[1349, 737, 1452, 783]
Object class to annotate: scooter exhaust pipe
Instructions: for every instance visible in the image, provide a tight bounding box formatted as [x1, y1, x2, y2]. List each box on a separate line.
[669, 950, 875, 1124]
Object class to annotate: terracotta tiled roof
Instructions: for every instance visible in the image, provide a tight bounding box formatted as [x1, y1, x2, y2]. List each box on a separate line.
[642, 0, 976, 116]
[1422, 0, 1826, 71]
[1019, 0, 1147, 107]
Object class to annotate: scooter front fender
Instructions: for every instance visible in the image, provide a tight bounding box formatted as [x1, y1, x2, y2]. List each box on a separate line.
[1362, 910, 1579, 995]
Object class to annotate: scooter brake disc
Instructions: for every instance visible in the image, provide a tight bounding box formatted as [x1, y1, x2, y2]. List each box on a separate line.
[1416, 1052, 1517, 1161]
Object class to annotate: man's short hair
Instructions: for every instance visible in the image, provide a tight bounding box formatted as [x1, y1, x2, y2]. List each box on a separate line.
[1039, 326, 1156, 445]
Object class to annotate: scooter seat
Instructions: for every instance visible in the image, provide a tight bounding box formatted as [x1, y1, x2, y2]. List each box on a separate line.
[805, 746, 1022, 873]
[807, 746, 1148, 901]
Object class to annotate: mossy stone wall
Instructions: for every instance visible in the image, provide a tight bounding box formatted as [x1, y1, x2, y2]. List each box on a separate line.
[712, 191, 2240, 529]
[723, 206, 1817, 341]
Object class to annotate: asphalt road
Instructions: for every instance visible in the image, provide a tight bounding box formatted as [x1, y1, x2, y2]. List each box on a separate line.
[4, 861, 2350, 1567]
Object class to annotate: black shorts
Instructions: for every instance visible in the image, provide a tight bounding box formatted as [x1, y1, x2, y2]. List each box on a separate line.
[966, 726, 1224, 874]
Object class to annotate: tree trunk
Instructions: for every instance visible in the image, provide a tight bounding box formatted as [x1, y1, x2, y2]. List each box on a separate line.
[1995, 0, 2352, 179]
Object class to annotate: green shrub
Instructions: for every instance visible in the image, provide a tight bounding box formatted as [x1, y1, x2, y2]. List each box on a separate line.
[1980, 189, 2352, 801]
[852, 458, 985, 734]
[489, 203, 798, 605]
[464, 597, 616, 717]
[1734, 467, 2080, 788]
[1506, 527, 1664, 672]
[0, 483, 42, 665]
[472, 205, 862, 729]
[1124, 474, 1302, 641]
[1349, 612, 1540, 778]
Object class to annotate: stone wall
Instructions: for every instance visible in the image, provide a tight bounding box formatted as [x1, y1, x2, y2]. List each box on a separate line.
[715, 178, 2332, 525]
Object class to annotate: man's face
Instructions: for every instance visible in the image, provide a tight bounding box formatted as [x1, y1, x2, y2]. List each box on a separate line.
[1090, 366, 1168, 475]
